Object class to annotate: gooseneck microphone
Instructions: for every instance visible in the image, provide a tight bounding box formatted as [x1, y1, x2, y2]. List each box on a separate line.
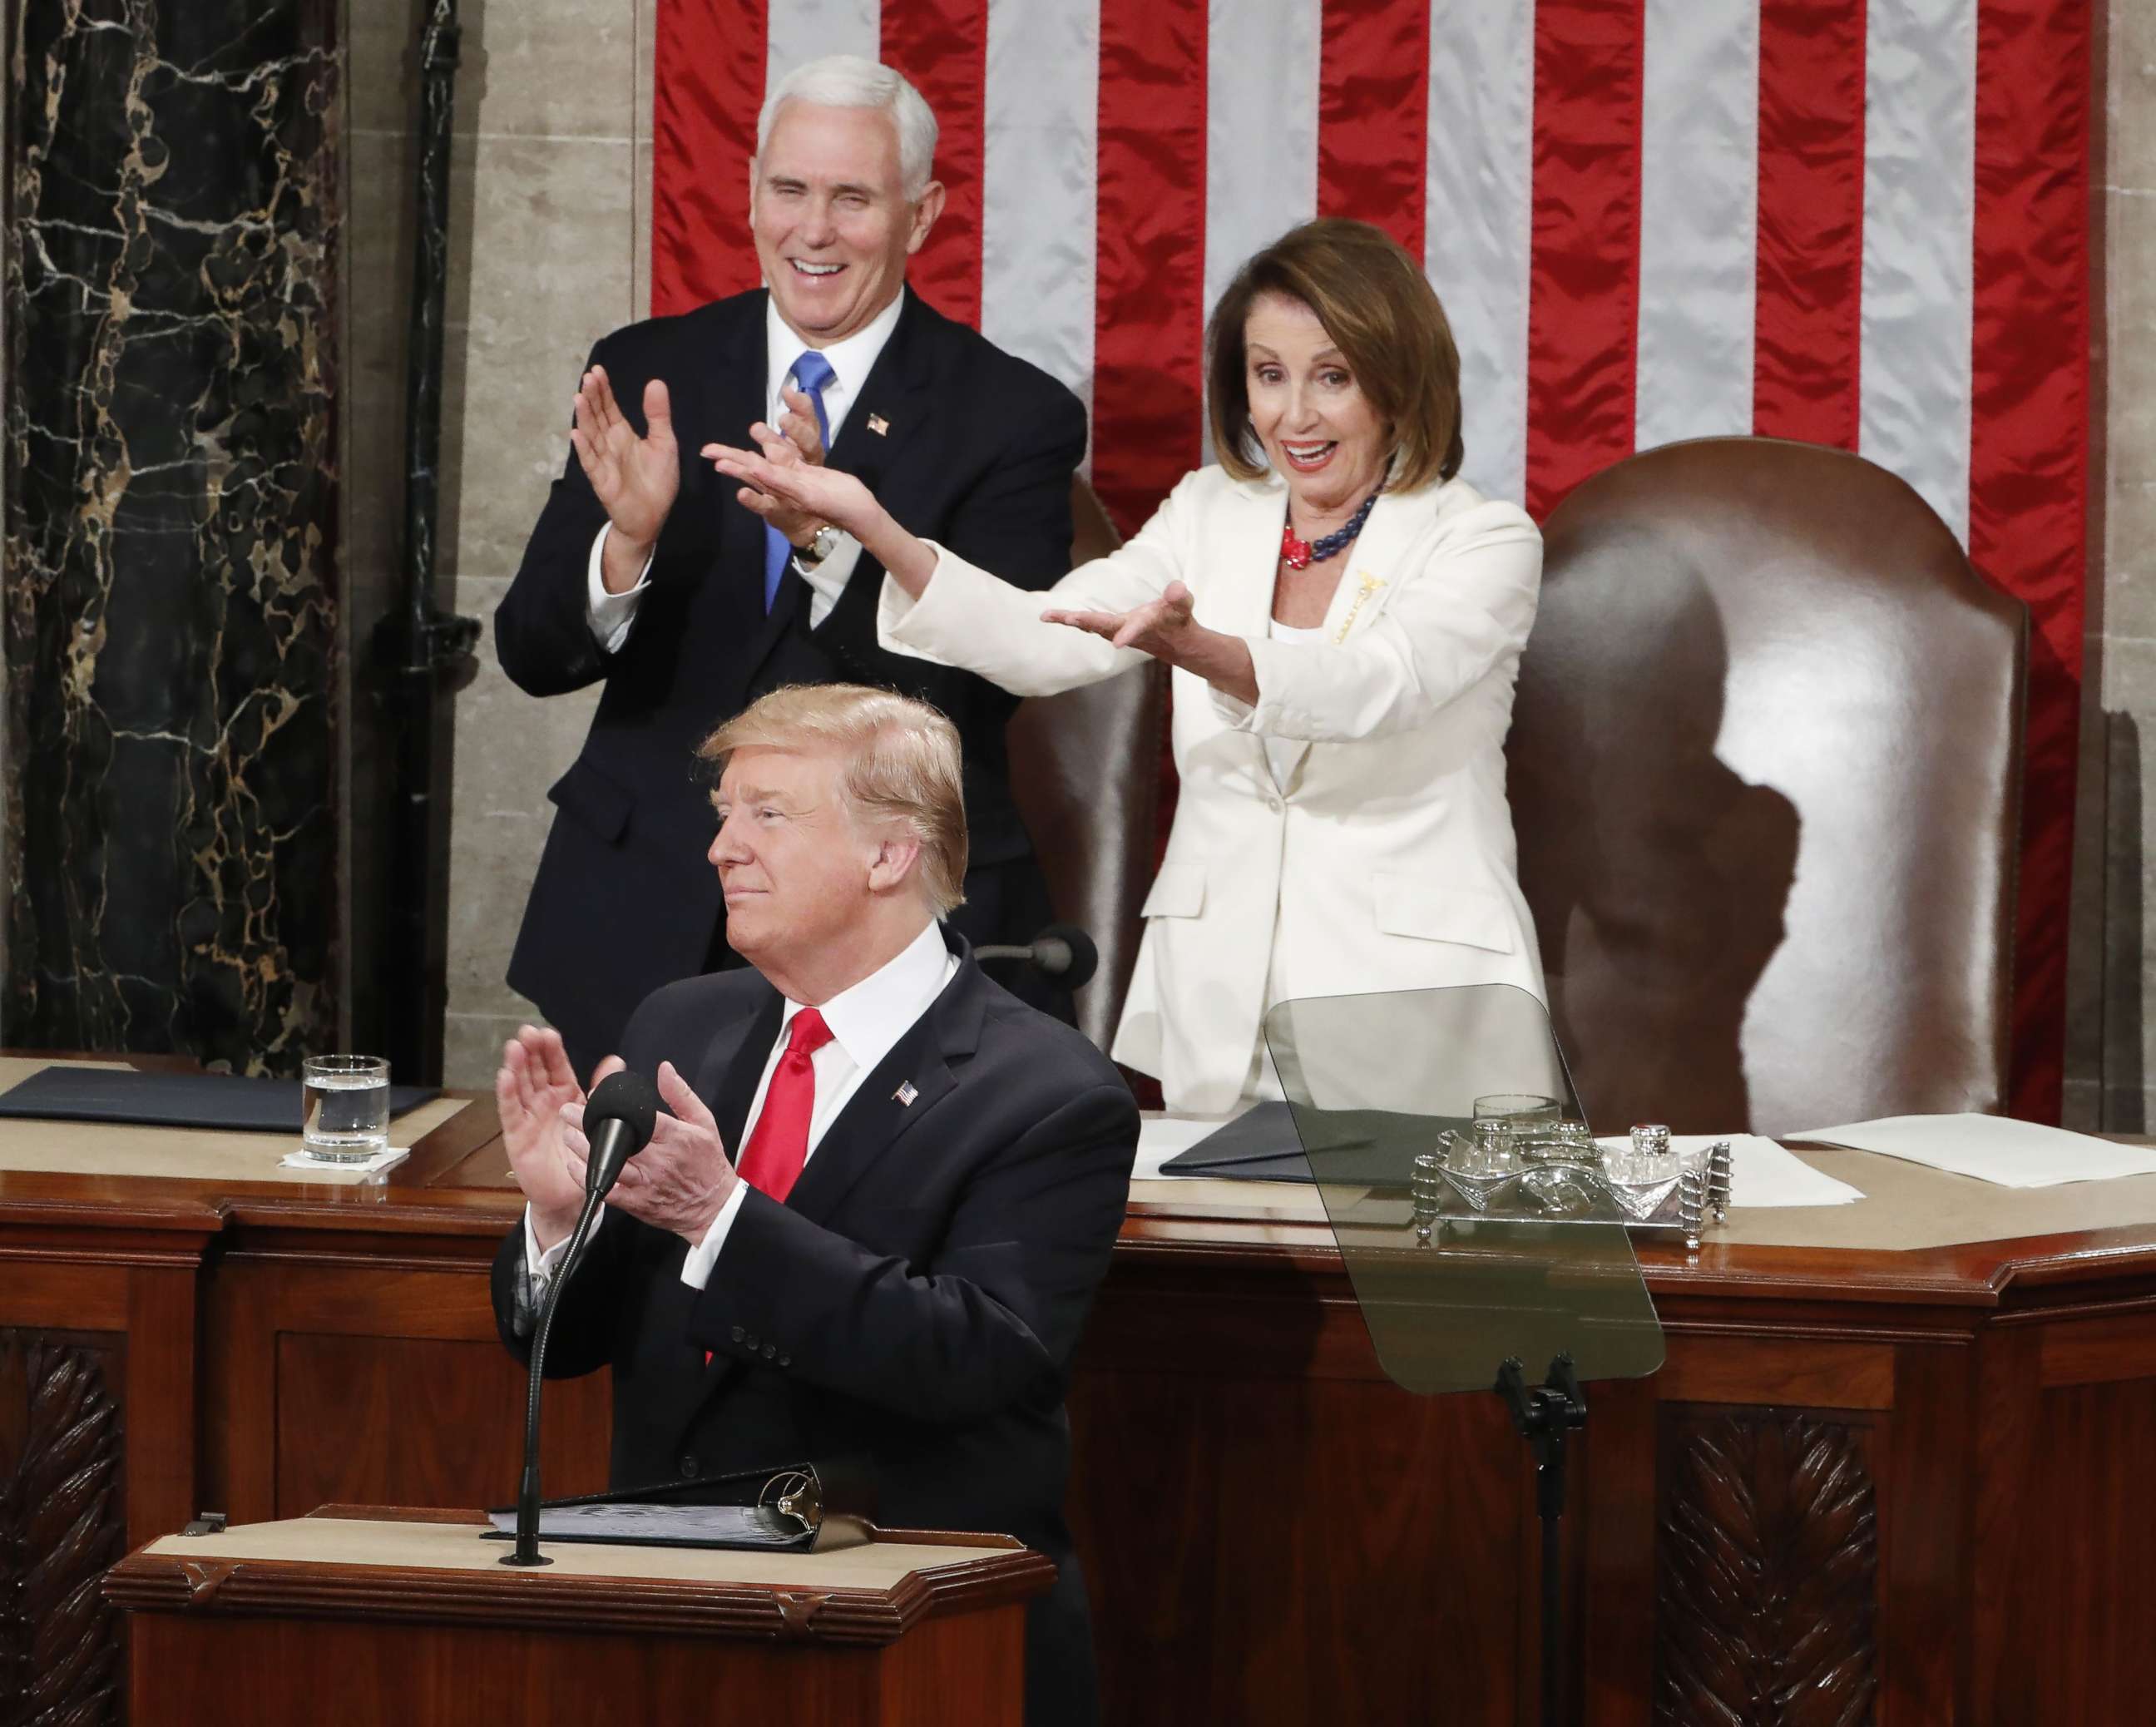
[974, 923, 1100, 992]
[581, 1068, 661, 1203]
[502, 1069, 661, 1566]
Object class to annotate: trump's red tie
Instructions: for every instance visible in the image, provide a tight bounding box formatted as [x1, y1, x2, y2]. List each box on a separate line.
[735, 1008, 833, 1204]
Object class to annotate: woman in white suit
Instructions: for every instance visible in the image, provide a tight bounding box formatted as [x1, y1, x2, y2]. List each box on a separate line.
[706, 218, 1545, 1112]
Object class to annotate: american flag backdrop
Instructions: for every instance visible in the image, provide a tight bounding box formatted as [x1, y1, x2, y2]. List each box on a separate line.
[650, 0, 2094, 1121]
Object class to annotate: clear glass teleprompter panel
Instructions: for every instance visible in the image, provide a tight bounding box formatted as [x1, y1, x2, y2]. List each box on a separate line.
[1264, 984, 1665, 1398]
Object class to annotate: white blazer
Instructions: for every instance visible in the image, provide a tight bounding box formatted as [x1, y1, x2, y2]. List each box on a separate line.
[878, 463, 1546, 1112]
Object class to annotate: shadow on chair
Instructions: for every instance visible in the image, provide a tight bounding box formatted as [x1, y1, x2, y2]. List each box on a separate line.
[1509, 437, 2026, 1134]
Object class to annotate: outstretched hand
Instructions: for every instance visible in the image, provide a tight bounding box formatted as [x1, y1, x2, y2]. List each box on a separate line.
[563, 1060, 739, 1248]
[704, 426, 877, 542]
[1042, 580, 1204, 660]
[570, 366, 680, 561]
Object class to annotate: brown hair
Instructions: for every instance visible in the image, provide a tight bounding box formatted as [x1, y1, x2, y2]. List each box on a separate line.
[1205, 217, 1465, 493]
[698, 685, 969, 913]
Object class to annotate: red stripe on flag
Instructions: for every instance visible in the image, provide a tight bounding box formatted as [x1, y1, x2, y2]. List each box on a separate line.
[1752, 0, 1866, 448]
[1092, 0, 1208, 538]
[1524, 0, 1645, 520]
[1971, 0, 2094, 1122]
[652, 0, 766, 316]
[882, 0, 988, 329]
[1317, 0, 1430, 261]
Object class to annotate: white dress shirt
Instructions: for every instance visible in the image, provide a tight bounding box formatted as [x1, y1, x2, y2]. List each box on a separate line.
[524, 917, 957, 1295]
[584, 289, 908, 651]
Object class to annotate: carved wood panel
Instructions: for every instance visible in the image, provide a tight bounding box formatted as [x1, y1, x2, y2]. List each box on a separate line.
[0, 1330, 126, 1727]
[1654, 1410, 1879, 1727]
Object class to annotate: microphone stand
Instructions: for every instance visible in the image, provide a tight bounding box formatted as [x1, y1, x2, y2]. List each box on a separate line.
[499, 1188, 608, 1567]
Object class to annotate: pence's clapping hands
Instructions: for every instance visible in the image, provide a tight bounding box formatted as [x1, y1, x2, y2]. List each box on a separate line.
[563, 1061, 739, 1247]
[570, 366, 679, 549]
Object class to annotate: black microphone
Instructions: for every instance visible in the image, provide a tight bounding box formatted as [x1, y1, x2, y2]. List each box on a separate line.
[974, 923, 1100, 992]
[581, 1069, 661, 1202]
[502, 1069, 660, 1567]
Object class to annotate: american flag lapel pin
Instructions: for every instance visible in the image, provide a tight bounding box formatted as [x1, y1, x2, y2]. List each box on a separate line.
[867, 413, 890, 437]
[894, 1080, 919, 1106]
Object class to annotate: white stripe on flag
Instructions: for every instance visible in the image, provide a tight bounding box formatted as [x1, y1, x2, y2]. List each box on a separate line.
[765, 1, 881, 98]
[982, 0, 1100, 458]
[1859, 0, 1976, 544]
[1425, 0, 1535, 506]
[1204, 0, 1319, 428]
[1634, 0, 1759, 450]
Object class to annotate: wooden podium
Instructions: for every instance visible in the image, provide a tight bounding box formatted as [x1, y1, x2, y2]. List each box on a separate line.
[103, 1507, 1054, 1725]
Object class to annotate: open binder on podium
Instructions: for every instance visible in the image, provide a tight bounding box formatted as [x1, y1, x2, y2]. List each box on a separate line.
[483, 1457, 875, 1554]
[1265, 983, 1666, 1725]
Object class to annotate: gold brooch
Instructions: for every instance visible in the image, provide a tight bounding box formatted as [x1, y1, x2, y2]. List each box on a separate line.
[1334, 573, 1387, 643]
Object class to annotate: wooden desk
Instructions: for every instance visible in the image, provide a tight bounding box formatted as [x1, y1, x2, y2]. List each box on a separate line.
[105, 1508, 1048, 1725]
[3, 1078, 2152, 1725]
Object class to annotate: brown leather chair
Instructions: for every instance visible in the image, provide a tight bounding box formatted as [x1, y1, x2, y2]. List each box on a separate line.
[1506, 437, 2026, 1135]
[1005, 479, 1167, 1052]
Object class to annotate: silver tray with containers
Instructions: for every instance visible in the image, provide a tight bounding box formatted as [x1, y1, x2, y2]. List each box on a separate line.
[1412, 1094, 1733, 1249]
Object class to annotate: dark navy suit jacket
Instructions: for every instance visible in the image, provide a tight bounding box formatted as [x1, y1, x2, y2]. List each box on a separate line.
[492, 930, 1136, 1727]
[495, 289, 1088, 1066]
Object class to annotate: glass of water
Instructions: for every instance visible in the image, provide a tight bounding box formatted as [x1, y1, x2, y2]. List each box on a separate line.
[302, 1056, 391, 1162]
[1472, 1092, 1561, 1126]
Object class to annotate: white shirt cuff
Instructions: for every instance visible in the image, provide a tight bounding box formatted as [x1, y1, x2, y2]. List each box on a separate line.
[796, 533, 863, 629]
[679, 1180, 752, 1292]
[586, 524, 653, 651]
[522, 1200, 596, 1300]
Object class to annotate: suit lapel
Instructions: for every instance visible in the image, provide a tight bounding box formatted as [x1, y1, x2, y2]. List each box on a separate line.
[703, 992, 784, 1152]
[1202, 480, 1290, 781]
[1204, 478, 1288, 644]
[783, 948, 987, 1226]
[1313, 484, 1415, 644]
[826, 292, 939, 503]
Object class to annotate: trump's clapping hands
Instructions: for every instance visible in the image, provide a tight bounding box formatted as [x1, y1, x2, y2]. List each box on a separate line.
[496, 1027, 621, 1251]
[562, 1060, 739, 1249]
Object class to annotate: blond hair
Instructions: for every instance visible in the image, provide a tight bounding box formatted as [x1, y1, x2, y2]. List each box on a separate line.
[698, 685, 968, 913]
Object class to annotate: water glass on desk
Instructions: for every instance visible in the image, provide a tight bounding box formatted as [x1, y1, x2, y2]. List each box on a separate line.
[1473, 1092, 1561, 1126]
[302, 1056, 390, 1161]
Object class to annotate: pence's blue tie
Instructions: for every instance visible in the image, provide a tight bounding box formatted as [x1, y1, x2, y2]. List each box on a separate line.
[763, 349, 837, 611]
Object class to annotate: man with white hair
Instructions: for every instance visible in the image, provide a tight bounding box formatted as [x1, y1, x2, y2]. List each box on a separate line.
[496, 56, 1088, 1081]
[493, 684, 1136, 1727]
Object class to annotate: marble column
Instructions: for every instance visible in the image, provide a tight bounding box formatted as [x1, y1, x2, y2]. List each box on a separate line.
[3, 0, 343, 1071]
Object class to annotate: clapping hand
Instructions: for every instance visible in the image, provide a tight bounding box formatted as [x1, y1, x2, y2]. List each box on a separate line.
[1042, 580, 1204, 662]
[561, 1061, 740, 1248]
[496, 1027, 623, 1252]
[571, 366, 679, 586]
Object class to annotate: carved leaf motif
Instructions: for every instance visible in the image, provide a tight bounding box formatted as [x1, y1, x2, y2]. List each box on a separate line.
[1654, 1413, 1879, 1727]
[0, 1335, 124, 1727]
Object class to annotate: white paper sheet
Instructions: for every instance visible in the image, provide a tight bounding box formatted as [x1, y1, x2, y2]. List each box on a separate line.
[1789, 1113, 2156, 1189]
[1133, 1115, 1237, 1180]
[1597, 1133, 1864, 1208]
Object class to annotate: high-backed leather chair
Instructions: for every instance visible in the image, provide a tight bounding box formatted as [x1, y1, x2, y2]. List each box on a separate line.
[1005, 479, 1166, 1052]
[1506, 437, 2025, 1135]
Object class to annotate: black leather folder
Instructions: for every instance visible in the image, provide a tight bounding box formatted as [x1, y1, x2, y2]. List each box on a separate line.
[1158, 1101, 1469, 1185]
[0, 1065, 438, 1132]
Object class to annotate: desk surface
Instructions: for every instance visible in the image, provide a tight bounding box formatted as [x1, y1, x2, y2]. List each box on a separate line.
[5, 1059, 2156, 1308]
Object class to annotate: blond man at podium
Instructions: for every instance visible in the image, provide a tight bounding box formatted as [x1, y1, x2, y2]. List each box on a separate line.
[490, 685, 1137, 1727]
